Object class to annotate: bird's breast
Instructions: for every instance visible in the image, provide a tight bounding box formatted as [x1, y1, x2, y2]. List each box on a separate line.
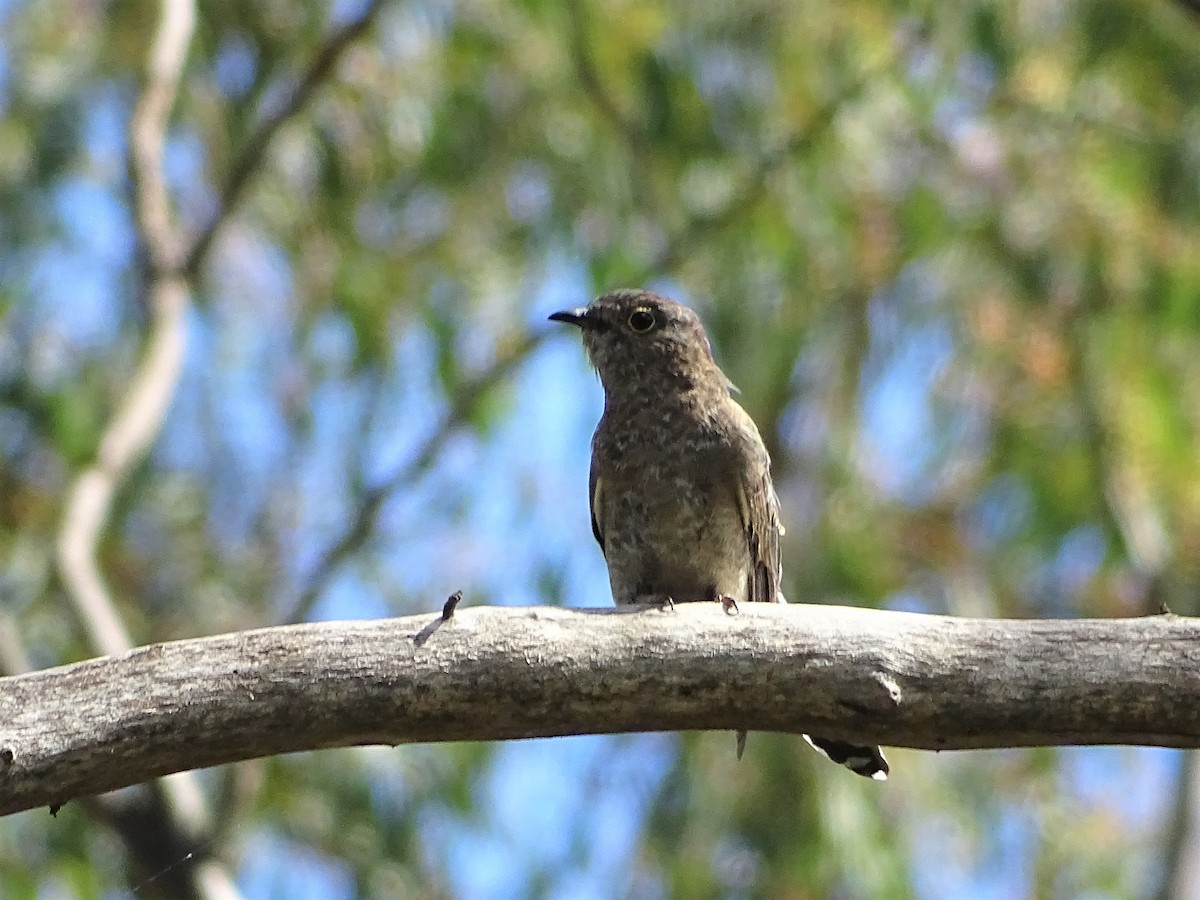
[592, 413, 751, 604]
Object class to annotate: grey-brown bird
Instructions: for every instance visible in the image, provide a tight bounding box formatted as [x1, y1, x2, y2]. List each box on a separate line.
[550, 289, 888, 780]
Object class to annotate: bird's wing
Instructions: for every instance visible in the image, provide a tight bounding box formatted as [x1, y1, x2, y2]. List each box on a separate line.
[744, 468, 783, 603]
[588, 454, 605, 552]
[729, 404, 784, 603]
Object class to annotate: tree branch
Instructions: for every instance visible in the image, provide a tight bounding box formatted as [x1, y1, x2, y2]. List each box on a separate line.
[56, 0, 196, 662]
[1155, 751, 1200, 900]
[2, 603, 1198, 817]
[1171, 0, 1200, 21]
[52, 3, 244, 896]
[56, 279, 189, 659]
[281, 331, 547, 623]
[183, 0, 386, 276]
[654, 55, 888, 273]
[1064, 283, 1171, 613]
[128, 0, 194, 272]
[564, 0, 644, 146]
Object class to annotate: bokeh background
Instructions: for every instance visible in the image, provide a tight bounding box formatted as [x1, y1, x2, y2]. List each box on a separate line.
[2, 0, 1200, 896]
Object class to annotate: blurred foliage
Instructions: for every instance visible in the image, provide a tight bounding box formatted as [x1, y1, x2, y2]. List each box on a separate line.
[1, 0, 1199, 896]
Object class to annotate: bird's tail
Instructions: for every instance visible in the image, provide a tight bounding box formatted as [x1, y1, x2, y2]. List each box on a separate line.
[804, 735, 889, 781]
[745, 594, 888, 778]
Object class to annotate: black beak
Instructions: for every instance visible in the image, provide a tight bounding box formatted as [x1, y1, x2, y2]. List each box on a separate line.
[548, 307, 591, 328]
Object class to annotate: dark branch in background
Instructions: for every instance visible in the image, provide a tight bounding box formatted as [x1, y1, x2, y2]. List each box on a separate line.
[83, 791, 219, 900]
[1172, 0, 1200, 21]
[564, 0, 669, 234]
[183, 0, 387, 276]
[281, 332, 547, 624]
[1064, 277, 1195, 900]
[654, 61, 884, 273]
[3, 604, 1200, 817]
[1063, 303, 1172, 614]
[1155, 751, 1200, 900]
[564, 0, 645, 147]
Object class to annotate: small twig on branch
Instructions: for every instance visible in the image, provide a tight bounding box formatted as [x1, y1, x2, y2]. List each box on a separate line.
[183, 0, 386, 275]
[441, 590, 463, 621]
[412, 590, 464, 647]
[2, 603, 1199, 817]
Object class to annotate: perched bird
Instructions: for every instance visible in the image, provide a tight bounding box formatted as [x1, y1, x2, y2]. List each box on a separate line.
[550, 289, 888, 780]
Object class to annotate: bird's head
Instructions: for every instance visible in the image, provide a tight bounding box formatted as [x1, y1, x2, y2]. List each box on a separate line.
[549, 290, 725, 394]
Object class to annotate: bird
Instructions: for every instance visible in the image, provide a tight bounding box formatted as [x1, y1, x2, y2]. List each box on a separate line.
[549, 289, 889, 780]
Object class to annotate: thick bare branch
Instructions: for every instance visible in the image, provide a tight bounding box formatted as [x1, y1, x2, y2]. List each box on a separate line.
[2, 604, 1198, 817]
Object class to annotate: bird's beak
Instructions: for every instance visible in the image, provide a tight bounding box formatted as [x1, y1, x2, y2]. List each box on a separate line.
[548, 307, 592, 328]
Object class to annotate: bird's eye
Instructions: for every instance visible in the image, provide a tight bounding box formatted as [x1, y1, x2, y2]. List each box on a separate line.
[627, 308, 656, 333]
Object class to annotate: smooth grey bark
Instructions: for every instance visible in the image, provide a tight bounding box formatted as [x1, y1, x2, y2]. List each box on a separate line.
[2, 603, 1199, 816]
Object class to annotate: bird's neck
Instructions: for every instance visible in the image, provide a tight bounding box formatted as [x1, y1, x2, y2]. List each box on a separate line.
[599, 365, 731, 422]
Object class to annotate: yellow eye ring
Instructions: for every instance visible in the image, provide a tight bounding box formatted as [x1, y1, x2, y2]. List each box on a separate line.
[627, 307, 656, 333]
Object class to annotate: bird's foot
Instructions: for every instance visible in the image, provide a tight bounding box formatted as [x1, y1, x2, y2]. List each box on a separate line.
[705, 585, 739, 614]
[636, 593, 676, 611]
